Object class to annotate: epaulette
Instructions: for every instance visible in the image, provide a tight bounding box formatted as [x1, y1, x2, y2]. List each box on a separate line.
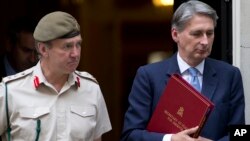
[74, 71, 98, 84]
[2, 68, 33, 84]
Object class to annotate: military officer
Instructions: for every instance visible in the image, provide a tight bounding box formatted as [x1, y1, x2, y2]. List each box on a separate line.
[0, 11, 112, 141]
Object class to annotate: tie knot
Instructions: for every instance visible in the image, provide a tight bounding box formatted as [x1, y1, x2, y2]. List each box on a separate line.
[188, 67, 199, 77]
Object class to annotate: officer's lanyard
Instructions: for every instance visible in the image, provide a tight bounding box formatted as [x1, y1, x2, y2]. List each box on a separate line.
[5, 84, 41, 141]
[5, 84, 11, 141]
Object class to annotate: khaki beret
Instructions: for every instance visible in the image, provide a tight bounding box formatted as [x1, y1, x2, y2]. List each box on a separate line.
[34, 11, 80, 42]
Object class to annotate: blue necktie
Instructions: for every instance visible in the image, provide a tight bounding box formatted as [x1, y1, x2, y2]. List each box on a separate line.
[188, 67, 201, 92]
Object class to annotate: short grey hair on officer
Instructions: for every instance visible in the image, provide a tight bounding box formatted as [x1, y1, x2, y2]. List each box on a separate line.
[171, 0, 218, 32]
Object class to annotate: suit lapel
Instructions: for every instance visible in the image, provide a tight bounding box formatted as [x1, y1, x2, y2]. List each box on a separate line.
[201, 59, 218, 100]
[162, 54, 217, 100]
[164, 53, 180, 84]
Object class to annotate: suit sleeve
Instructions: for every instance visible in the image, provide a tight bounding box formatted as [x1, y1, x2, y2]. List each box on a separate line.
[217, 67, 245, 141]
[228, 68, 245, 124]
[120, 67, 165, 141]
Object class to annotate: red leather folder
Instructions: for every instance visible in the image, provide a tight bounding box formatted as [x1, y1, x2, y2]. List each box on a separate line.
[147, 73, 214, 138]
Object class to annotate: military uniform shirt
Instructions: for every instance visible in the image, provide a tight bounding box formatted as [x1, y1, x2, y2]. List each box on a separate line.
[0, 62, 112, 141]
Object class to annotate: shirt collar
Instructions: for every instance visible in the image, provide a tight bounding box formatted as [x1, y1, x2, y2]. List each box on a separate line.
[32, 61, 80, 89]
[177, 52, 204, 75]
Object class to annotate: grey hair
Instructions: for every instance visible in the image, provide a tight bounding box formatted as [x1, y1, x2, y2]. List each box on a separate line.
[171, 0, 219, 32]
[34, 40, 52, 59]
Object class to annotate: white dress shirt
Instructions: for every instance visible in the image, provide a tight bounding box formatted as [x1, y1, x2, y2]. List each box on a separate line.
[163, 52, 204, 141]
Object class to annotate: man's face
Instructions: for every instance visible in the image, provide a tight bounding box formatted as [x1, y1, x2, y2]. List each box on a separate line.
[172, 14, 215, 66]
[14, 31, 38, 71]
[44, 35, 82, 74]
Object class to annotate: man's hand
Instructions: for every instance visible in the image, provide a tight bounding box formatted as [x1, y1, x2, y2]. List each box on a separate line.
[171, 126, 213, 141]
[171, 126, 198, 141]
[197, 136, 213, 141]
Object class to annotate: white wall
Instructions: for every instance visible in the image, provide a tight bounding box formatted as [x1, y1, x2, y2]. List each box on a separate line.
[233, 0, 250, 123]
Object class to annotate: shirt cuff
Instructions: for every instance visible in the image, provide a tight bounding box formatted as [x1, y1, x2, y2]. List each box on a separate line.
[163, 134, 173, 141]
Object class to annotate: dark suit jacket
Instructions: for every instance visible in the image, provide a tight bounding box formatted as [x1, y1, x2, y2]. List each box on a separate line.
[120, 53, 245, 141]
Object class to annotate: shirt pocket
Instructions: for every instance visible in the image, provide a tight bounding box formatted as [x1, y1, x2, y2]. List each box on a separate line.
[69, 105, 96, 140]
[70, 105, 96, 117]
[20, 107, 50, 119]
[16, 107, 50, 140]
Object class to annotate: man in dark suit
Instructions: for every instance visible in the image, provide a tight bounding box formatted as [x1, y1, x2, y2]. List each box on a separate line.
[0, 17, 38, 81]
[0, 16, 38, 141]
[120, 1, 245, 141]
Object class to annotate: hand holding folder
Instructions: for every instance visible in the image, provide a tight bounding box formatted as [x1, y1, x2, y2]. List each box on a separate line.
[147, 74, 214, 138]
